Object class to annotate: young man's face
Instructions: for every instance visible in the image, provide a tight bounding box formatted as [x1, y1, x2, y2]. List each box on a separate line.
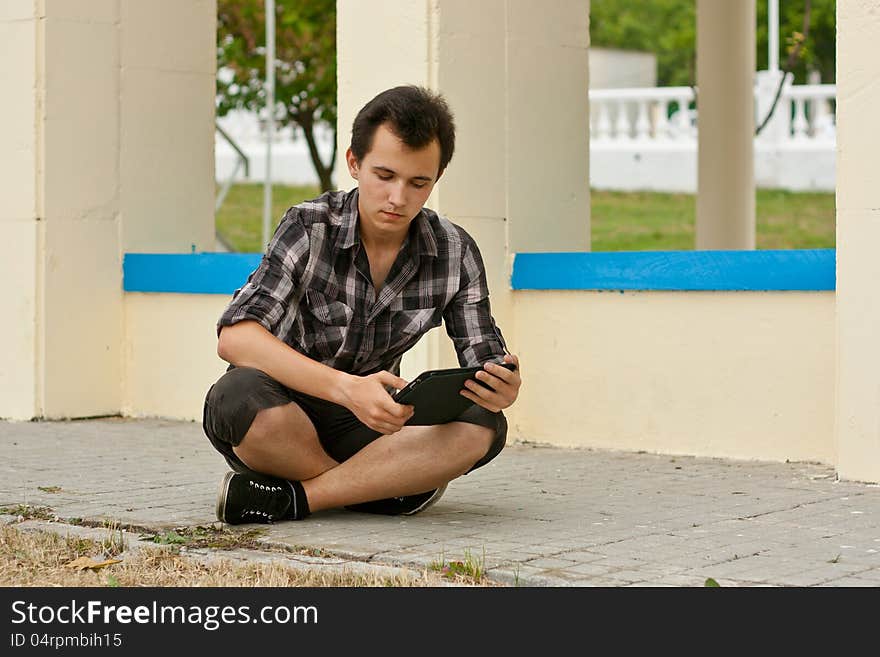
[346, 122, 441, 243]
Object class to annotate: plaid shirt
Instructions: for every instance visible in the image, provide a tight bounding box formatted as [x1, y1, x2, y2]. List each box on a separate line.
[218, 189, 508, 375]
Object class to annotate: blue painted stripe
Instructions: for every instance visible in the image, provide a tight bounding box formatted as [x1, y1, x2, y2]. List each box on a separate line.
[123, 253, 262, 294]
[123, 249, 836, 294]
[511, 249, 835, 291]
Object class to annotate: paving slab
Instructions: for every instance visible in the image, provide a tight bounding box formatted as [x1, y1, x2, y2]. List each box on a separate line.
[3, 417, 880, 587]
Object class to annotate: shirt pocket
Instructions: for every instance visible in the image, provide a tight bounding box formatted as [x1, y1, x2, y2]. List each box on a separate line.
[387, 307, 442, 354]
[301, 289, 353, 360]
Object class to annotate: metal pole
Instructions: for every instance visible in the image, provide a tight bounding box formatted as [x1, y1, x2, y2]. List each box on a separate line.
[262, 0, 275, 250]
[768, 0, 779, 72]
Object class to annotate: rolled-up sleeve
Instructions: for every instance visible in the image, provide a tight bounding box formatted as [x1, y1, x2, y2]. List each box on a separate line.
[442, 231, 508, 366]
[217, 209, 311, 337]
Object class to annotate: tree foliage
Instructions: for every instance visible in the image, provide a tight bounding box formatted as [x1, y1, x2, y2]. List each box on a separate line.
[756, 0, 836, 83]
[590, 0, 697, 87]
[589, 0, 836, 87]
[217, 0, 337, 191]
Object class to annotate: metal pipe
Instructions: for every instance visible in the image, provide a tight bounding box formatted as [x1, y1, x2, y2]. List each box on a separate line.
[769, 0, 779, 72]
[262, 0, 275, 250]
[215, 122, 250, 177]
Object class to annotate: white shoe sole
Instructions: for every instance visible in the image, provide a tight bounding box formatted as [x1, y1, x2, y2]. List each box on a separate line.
[402, 483, 448, 516]
[215, 471, 235, 523]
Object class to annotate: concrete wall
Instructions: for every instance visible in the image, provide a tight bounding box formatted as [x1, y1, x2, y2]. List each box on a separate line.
[121, 287, 836, 468]
[123, 294, 228, 420]
[120, 291, 440, 421]
[507, 290, 835, 464]
[590, 141, 835, 193]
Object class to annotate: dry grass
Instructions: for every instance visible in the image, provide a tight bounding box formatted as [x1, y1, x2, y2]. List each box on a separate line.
[0, 524, 485, 588]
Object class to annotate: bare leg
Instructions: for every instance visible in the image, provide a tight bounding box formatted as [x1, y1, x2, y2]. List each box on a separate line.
[232, 402, 494, 511]
[303, 422, 494, 511]
[232, 402, 338, 481]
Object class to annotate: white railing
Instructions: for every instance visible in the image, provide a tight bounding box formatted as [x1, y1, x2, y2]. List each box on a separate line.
[779, 83, 836, 141]
[590, 86, 696, 141]
[589, 83, 836, 144]
[588, 82, 837, 192]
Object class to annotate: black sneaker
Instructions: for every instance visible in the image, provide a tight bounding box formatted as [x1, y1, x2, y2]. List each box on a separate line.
[216, 471, 293, 524]
[345, 484, 448, 516]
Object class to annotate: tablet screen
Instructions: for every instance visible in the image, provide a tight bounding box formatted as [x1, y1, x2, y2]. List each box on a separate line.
[392, 364, 515, 426]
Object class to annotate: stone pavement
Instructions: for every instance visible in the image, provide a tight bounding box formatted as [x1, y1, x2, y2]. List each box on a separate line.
[2, 417, 880, 587]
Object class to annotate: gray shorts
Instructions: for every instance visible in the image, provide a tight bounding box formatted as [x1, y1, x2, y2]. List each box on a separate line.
[202, 366, 507, 477]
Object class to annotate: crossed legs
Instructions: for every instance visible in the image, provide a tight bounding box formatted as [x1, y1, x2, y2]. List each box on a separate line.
[232, 401, 495, 512]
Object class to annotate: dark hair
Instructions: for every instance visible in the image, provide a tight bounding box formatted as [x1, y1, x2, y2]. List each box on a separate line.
[350, 85, 456, 175]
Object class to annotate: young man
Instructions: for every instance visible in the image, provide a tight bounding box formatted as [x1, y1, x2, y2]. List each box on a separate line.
[203, 85, 522, 524]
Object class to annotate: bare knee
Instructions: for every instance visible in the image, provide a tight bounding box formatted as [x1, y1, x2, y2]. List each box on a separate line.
[451, 422, 495, 464]
[241, 403, 315, 446]
[233, 403, 334, 480]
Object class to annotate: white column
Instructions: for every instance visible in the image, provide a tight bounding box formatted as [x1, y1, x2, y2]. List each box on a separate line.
[504, 0, 590, 254]
[0, 0, 216, 420]
[695, 0, 755, 249]
[836, 0, 880, 482]
[39, 0, 123, 417]
[0, 0, 40, 418]
[119, 0, 216, 253]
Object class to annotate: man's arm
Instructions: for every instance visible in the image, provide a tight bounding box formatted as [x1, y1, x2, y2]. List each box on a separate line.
[459, 353, 521, 413]
[216, 208, 412, 435]
[218, 320, 413, 435]
[443, 232, 522, 412]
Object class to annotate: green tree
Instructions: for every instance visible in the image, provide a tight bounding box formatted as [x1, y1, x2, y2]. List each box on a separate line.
[589, 0, 696, 87]
[756, 0, 836, 84]
[217, 0, 337, 191]
[589, 0, 835, 87]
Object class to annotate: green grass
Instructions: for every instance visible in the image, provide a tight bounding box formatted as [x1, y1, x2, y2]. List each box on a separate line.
[216, 184, 836, 253]
[216, 183, 323, 253]
[429, 548, 488, 584]
[591, 189, 835, 251]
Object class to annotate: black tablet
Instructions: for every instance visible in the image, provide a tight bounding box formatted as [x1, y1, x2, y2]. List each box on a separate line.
[393, 363, 517, 426]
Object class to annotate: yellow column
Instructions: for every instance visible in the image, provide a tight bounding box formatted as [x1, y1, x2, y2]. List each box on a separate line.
[695, 0, 755, 249]
[38, 0, 123, 417]
[0, 0, 215, 420]
[0, 1, 40, 418]
[119, 0, 216, 253]
[835, 0, 880, 482]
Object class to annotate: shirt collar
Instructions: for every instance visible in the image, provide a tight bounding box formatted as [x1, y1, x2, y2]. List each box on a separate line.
[334, 188, 439, 259]
[335, 188, 360, 251]
[409, 209, 439, 258]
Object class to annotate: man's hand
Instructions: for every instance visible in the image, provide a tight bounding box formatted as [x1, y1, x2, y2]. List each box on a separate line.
[340, 371, 414, 435]
[460, 354, 522, 413]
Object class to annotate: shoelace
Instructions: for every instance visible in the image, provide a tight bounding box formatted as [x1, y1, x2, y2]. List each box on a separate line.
[240, 479, 290, 521]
